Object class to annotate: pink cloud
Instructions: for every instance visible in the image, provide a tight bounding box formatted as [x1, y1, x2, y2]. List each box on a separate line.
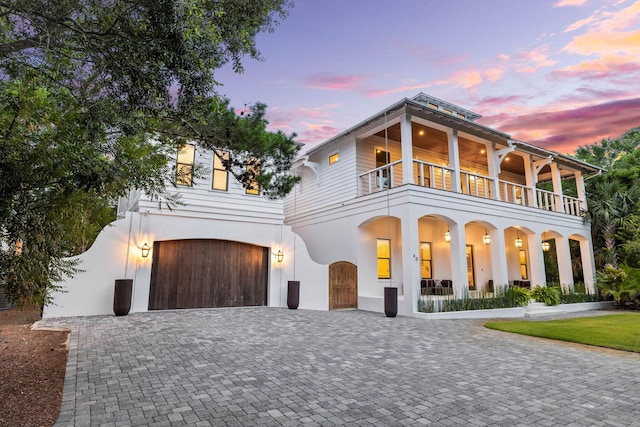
[476, 95, 532, 109]
[554, 55, 640, 80]
[496, 53, 510, 61]
[515, 46, 557, 73]
[484, 68, 505, 82]
[479, 97, 640, 154]
[554, 0, 587, 7]
[307, 73, 370, 91]
[297, 125, 344, 145]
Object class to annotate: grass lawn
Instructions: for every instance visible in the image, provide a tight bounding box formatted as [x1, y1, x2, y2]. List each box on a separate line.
[485, 313, 640, 353]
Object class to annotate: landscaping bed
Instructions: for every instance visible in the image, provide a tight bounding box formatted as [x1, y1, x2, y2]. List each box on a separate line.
[0, 308, 68, 427]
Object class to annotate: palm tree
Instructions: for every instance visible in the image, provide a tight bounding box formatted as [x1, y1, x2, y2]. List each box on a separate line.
[584, 178, 639, 268]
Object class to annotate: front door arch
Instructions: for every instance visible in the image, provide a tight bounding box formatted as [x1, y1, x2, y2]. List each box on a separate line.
[329, 261, 357, 310]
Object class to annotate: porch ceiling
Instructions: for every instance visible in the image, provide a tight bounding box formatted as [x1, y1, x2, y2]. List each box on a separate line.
[374, 123, 523, 174]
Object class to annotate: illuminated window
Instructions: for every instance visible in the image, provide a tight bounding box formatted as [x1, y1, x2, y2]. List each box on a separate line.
[212, 150, 229, 191]
[420, 242, 432, 279]
[245, 161, 260, 195]
[377, 238, 391, 279]
[329, 152, 339, 165]
[519, 249, 529, 280]
[466, 245, 475, 290]
[176, 144, 195, 186]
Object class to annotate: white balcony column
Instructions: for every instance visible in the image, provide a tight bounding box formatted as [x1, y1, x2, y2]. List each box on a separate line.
[521, 152, 536, 207]
[400, 114, 414, 185]
[449, 222, 468, 298]
[550, 163, 565, 213]
[575, 170, 588, 212]
[490, 228, 509, 292]
[486, 143, 501, 201]
[527, 233, 546, 286]
[400, 206, 421, 314]
[447, 129, 462, 193]
[555, 236, 574, 293]
[580, 238, 597, 293]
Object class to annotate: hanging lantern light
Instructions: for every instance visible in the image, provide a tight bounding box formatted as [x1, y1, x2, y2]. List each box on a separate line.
[141, 243, 151, 258]
[444, 230, 451, 243]
[542, 232, 550, 252]
[482, 229, 491, 245]
[514, 230, 523, 248]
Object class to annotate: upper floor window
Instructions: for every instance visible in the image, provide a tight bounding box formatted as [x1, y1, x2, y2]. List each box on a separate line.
[377, 238, 391, 279]
[245, 161, 260, 195]
[176, 144, 195, 186]
[329, 152, 339, 165]
[212, 150, 229, 191]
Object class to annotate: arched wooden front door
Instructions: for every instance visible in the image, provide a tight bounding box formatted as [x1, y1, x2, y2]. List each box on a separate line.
[329, 261, 357, 310]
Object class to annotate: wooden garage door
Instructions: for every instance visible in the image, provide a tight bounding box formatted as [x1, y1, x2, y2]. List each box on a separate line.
[148, 239, 269, 310]
[329, 261, 357, 310]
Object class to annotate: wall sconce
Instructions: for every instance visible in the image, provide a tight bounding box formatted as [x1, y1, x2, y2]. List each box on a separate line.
[482, 230, 491, 245]
[14, 238, 23, 256]
[444, 230, 451, 243]
[275, 250, 284, 263]
[542, 232, 550, 252]
[141, 243, 151, 258]
[514, 231, 523, 249]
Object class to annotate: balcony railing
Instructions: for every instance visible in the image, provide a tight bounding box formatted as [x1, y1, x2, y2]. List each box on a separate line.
[356, 159, 584, 217]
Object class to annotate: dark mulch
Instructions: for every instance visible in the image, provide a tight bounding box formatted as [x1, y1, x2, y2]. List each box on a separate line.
[0, 307, 69, 427]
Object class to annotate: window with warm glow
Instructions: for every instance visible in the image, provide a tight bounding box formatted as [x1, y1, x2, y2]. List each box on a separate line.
[420, 242, 432, 279]
[176, 144, 195, 186]
[212, 150, 229, 191]
[329, 152, 339, 165]
[245, 161, 260, 195]
[519, 249, 528, 280]
[377, 238, 391, 279]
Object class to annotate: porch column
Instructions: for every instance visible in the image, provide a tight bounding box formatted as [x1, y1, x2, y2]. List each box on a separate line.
[400, 206, 421, 314]
[522, 153, 536, 207]
[555, 236, 574, 293]
[575, 171, 588, 212]
[400, 114, 414, 185]
[447, 129, 462, 193]
[550, 163, 565, 213]
[486, 143, 501, 201]
[450, 222, 468, 298]
[527, 233, 546, 286]
[490, 228, 509, 292]
[580, 238, 597, 294]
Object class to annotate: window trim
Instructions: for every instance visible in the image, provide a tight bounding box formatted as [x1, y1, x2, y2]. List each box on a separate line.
[519, 249, 529, 280]
[176, 143, 195, 186]
[420, 241, 432, 279]
[211, 150, 229, 192]
[329, 151, 340, 165]
[377, 238, 391, 279]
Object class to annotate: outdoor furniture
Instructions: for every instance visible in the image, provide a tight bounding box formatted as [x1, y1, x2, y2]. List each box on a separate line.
[487, 280, 494, 292]
[420, 279, 435, 295]
[512, 280, 531, 289]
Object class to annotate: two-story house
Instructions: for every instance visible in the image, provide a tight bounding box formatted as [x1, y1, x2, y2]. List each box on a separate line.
[284, 93, 599, 316]
[43, 93, 600, 319]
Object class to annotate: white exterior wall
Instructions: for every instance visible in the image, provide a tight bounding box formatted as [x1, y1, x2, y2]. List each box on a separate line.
[44, 146, 328, 318]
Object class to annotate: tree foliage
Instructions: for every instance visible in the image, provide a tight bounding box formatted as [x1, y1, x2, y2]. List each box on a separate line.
[0, 0, 298, 308]
[576, 126, 640, 271]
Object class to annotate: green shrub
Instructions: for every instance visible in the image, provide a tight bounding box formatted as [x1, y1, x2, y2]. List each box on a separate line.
[596, 264, 640, 308]
[531, 285, 560, 306]
[504, 286, 531, 307]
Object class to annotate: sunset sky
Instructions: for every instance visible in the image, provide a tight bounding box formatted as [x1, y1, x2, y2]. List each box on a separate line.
[217, 0, 640, 155]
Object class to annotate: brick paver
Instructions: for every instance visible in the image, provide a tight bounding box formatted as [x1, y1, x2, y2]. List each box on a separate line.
[40, 308, 640, 426]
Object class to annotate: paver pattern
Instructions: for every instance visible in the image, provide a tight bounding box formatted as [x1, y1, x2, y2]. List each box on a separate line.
[41, 308, 640, 426]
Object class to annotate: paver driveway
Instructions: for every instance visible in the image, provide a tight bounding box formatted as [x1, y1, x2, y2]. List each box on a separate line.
[41, 308, 640, 426]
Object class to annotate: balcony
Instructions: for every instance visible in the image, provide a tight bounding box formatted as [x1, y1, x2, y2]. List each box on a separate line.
[357, 159, 584, 217]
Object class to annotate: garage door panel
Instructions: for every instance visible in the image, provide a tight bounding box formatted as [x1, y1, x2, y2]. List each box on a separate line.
[149, 239, 268, 310]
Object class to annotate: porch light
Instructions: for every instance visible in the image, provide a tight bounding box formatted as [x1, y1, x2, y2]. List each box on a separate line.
[482, 230, 491, 245]
[141, 242, 151, 258]
[514, 231, 523, 249]
[444, 230, 451, 243]
[275, 250, 284, 263]
[14, 238, 23, 256]
[542, 232, 550, 252]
